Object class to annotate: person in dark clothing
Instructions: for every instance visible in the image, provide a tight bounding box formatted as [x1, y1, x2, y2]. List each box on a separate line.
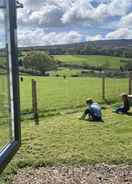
[114, 93, 131, 114]
[80, 98, 102, 121]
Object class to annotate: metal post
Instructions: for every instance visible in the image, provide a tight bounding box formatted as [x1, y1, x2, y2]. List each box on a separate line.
[102, 72, 105, 100]
[129, 72, 132, 95]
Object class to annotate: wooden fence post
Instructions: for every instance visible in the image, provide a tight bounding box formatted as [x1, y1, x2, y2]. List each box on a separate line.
[102, 72, 105, 100]
[129, 72, 132, 95]
[32, 79, 39, 125]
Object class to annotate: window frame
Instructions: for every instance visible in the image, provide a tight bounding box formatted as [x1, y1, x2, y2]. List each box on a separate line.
[0, 0, 21, 174]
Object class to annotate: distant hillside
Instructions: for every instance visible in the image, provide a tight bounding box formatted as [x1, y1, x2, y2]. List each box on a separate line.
[18, 39, 132, 50]
[19, 39, 132, 58]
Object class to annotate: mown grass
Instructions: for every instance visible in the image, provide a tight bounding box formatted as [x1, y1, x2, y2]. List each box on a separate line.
[0, 74, 11, 150]
[1, 107, 132, 183]
[20, 76, 128, 116]
[54, 55, 126, 69]
[0, 123, 10, 150]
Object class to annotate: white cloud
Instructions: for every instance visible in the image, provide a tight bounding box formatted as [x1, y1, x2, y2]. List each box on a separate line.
[61, 0, 132, 24]
[119, 13, 132, 28]
[0, 10, 4, 23]
[61, 0, 94, 24]
[85, 28, 132, 42]
[28, 5, 63, 27]
[19, 0, 132, 29]
[106, 28, 132, 39]
[18, 28, 82, 46]
[0, 10, 5, 48]
[86, 34, 104, 41]
[18, 1, 65, 28]
[107, 0, 132, 16]
[21, 0, 44, 9]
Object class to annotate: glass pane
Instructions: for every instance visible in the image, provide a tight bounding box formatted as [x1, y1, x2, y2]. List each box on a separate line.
[0, 6, 11, 150]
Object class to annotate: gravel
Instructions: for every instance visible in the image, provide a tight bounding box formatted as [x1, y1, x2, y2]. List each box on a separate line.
[12, 164, 132, 184]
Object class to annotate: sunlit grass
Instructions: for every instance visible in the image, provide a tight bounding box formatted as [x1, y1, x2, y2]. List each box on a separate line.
[1, 107, 132, 183]
[54, 55, 126, 69]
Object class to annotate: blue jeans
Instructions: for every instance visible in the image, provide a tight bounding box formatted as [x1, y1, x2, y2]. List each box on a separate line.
[84, 109, 102, 121]
[115, 106, 129, 113]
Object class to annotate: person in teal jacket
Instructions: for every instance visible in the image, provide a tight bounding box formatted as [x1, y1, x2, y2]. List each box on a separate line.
[80, 98, 102, 121]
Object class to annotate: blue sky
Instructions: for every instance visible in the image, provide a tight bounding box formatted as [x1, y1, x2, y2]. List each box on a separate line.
[0, 0, 132, 47]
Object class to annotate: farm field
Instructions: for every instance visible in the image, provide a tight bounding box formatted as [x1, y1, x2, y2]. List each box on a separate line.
[54, 55, 127, 69]
[20, 52, 130, 69]
[20, 76, 128, 116]
[1, 107, 132, 183]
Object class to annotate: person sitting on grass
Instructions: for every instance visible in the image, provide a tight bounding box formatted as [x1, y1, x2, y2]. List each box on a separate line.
[80, 98, 103, 121]
[113, 93, 132, 114]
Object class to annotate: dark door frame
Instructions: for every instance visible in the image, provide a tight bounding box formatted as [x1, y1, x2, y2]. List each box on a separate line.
[0, 0, 21, 174]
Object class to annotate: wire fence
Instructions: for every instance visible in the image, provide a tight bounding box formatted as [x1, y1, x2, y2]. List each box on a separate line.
[20, 73, 131, 119]
[105, 77, 128, 102]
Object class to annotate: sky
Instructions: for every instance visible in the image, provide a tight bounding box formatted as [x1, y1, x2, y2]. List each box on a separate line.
[0, 0, 132, 47]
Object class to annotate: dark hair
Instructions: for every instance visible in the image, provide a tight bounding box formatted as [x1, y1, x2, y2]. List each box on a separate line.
[122, 95, 130, 110]
[86, 99, 93, 104]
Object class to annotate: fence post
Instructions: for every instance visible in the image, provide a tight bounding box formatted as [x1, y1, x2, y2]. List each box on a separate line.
[32, 79, 39, 125]
[102, 72, 105, 100]
[128, 72, 132, 95]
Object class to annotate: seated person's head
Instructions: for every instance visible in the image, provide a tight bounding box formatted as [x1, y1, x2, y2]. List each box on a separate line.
[86, 98, 93, 105]
[120, 93, 128, 101]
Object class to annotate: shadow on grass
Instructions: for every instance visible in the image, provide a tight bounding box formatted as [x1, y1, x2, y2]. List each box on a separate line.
[82, 118, 104, 123]
[126, 112, 132, 116]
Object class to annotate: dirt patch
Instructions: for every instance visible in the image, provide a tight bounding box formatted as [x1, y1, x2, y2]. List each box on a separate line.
[12, 164, 132, 184]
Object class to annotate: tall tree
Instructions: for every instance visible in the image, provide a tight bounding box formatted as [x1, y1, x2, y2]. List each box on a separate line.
[23, 51, 57, 75]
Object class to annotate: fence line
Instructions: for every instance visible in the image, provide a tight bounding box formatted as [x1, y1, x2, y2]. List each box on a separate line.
[20, 74, 131, 118]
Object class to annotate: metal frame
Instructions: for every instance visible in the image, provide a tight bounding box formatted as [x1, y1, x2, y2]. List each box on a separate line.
[0, 0, 21, 174]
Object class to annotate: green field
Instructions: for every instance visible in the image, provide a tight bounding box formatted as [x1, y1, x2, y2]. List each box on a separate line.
[54, 55, 126, 69]
[20, 76, 128, 116]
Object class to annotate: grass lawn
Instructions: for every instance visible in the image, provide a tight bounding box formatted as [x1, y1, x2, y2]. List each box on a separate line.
[1, 106, 132, 183]
[54, 55, 126, 69]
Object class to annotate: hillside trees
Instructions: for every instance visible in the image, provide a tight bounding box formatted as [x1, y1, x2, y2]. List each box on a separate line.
[23, 51, 57, 75]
